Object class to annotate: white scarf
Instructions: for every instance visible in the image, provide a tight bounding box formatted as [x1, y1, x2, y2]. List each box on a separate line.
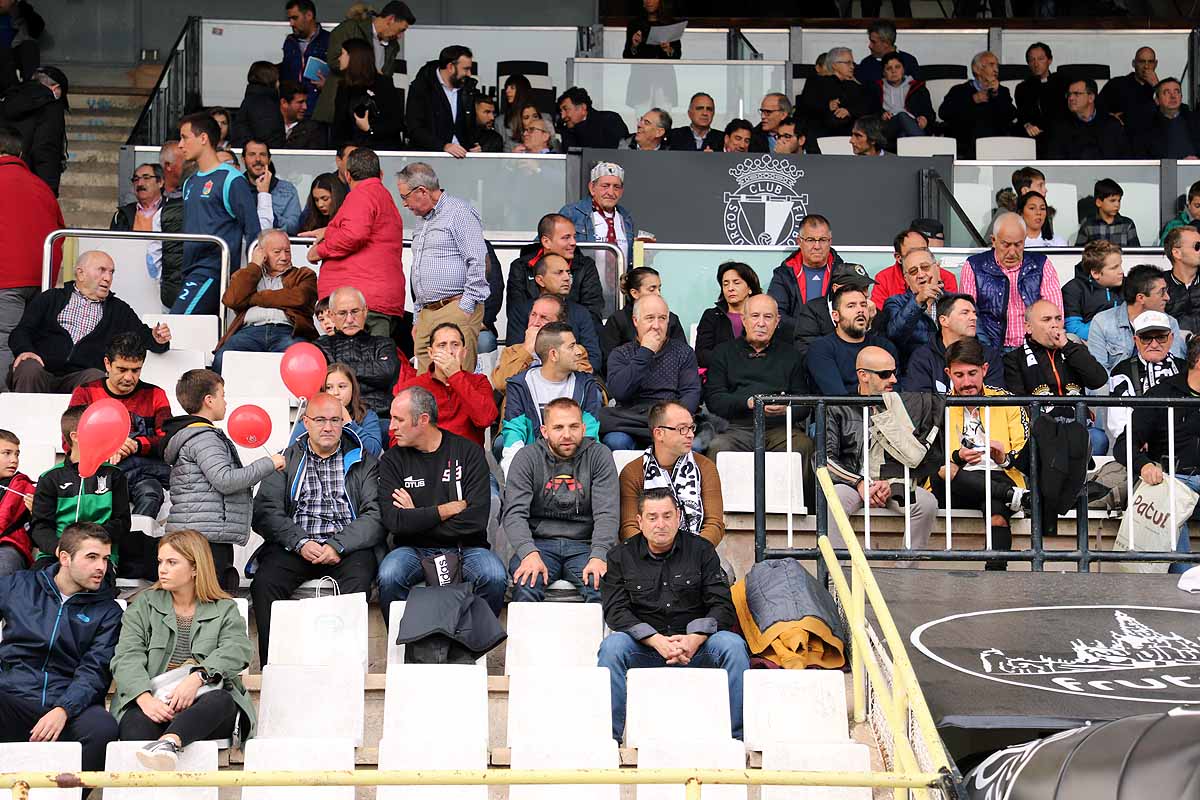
[642, 447, 704, 537]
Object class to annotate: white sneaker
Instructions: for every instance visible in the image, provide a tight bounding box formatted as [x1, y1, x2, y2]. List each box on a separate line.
[136, 739, 180, 771]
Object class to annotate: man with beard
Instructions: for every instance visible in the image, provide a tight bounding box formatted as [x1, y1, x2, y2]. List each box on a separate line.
[902, 293, 1004, 393]
[503, 398, 617, 603]
[406, 44, 479, 156]
[805, 286, 898, 395]
[243, 139, 302, 235]
[933, 338, 1029, 571]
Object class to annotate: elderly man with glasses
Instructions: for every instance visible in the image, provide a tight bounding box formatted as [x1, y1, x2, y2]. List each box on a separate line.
[111, 162, 185, 311]
[620, 108, 672, 151]
[797, 47, 877, 148]
[1088, 263, 1186, 372]
[514, 117, 557, 154]
[938, 50, 1016, 159]
[249, 391, 384, 665]
[750, 92, 793, 153]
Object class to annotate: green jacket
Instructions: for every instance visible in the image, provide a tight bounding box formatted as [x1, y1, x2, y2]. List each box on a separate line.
[1160, 209, 1199, 245]
[109, 588, 256, 739]
[313, 15, 400, 124]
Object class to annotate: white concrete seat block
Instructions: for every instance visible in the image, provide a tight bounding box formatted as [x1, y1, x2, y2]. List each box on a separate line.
[760, 742, 872, 800]
[104, 740, 219, 800]
[240, 738, 356, 800]
[508, 666, 613, 750]
[509, 739, 620, 800]
[743, 670, 848, 750]
[257, 664, 364, 745]
[636, 738, 747, 800]
[504, 602, 604, 674]
[625, 668, 730, 748]
[0, 742, 81, 800]
[382, 664, 489, 754]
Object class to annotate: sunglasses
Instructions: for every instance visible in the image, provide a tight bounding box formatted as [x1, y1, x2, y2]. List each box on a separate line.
[1137, 331, 1171, 343]
[859, 367, 896, 379]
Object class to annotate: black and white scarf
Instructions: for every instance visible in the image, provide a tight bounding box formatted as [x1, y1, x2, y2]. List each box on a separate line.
[642, 447, 704, 537]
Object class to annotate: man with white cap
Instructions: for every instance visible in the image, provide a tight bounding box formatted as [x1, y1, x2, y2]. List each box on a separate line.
[1105, 309, 1185, 460]
[1087, 264, 1185, 372]
[559, 162, 637, 266]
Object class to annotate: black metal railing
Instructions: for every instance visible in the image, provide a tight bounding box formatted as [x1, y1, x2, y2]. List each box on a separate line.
[752, 394, 1200, 572]
[126, 16, 202, 146]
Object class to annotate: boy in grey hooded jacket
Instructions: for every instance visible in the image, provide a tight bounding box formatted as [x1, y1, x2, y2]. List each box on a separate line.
[162, 369, 284, 588]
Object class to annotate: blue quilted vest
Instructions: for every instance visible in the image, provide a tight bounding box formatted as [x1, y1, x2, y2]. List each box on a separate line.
[966, 250, 1048, 349]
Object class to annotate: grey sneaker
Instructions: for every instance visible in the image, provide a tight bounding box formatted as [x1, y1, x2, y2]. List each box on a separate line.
[136, 739, 180, 771]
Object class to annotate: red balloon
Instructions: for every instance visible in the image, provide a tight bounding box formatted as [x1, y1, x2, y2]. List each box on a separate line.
[77, 399, 132, 479]
[281, 342, 328, 399]
[227, 405, 273, 448]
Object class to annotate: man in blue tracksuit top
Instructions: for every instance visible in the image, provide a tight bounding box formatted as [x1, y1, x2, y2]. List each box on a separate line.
[175, 112, 261, 315]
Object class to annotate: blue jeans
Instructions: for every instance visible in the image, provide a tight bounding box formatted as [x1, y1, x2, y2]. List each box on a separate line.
[213, 323, 304, 373]
[508, 537, 601, 603]
[889, 111, 927, 138]
[170, 273, 219, 315]
[377, 546, 508, 618]
[597, 630, 749, 742]
[1088, 425, 1109, 457]
[477, 330, 498, 354]
[1172, 474, 1200, 574]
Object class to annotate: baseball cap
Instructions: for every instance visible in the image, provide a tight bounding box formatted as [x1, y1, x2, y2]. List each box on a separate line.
[910, 217, 944, 239]
[1133, 310, 1172, 335]
[590, 161, 624, 183]
[830, 262, 874, 290]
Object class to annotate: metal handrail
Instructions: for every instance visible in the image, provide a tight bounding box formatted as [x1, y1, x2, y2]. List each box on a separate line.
[126, 16, 201, 146]
[42, 229, 233, 335]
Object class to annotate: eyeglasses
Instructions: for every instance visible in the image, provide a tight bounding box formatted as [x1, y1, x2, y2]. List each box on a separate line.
[800, 236, 832, 245]
[398, 186, 427, 202]
[332, 307, 364, 319]
[654, 424, 697, 436]
[1137, 331, 1171, 343]
[759, 107, 783, 115]
[304, 415, 345, 428]
[523, 127, 548, 136]
[858, 368, 896, 379]
[131, 174, 158, 183]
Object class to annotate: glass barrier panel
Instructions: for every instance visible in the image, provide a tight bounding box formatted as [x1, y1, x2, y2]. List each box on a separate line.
[402, 25, 579, 97]
[601, 27, 730, 61]
[952, 161, 1162, 251]
[1174, 161, 1200, 242]
[570, 58, 788, 133]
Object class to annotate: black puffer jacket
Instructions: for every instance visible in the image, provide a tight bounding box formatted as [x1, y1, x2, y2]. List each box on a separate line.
[1061, 259, 1121, 339]
[315, 330, 401, 417]
[230, 83, 285, 149]
[0, 79, 65, 194]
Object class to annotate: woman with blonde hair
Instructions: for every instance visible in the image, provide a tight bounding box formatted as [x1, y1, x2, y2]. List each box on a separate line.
[110, 530, 255, 770]
[288, 362, 382, 455]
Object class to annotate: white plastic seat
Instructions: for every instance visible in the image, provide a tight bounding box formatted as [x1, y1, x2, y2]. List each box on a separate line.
[221, 352, 294, 405]
[1045, 182, 1080, 245]
[142, 314, 219, 357]
[624, 667, 731, 748]
[508, 667, 612, 750]
[376, 735, 488, 800]
[896, 137, 958, 157]
[217, 394, 292, 468]
[266, 592, 368, 673]
[760, 742, 871, 800]
[743, 670, 848, 751]
[716, 451, 806, 514]
[504, 602, 604, 674]
[18, 441, 60, 480]
[141, 350, 206, 413]
[510, 740, 620, 800]
[386, 601, 486, 667]
[0, 393, 71, 452]
[975, 136, 1037, 160]
[257, 664, 365, 745]
[611, 449, 643, 473]
[0, 742, 81, 800]
[637, 738, 747, 800]
[816, 136, 852, 156]
[382, 665, 488, 755]
[240, 738, 356, 800]
[104, 740, 218, 800]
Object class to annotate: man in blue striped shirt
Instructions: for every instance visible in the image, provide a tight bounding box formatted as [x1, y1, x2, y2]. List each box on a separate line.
[175, 112, 261, 315]
[398, 162, 489, 372]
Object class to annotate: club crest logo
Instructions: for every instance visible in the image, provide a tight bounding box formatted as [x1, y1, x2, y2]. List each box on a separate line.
[911, 605, 1200, 704]
[722, 155, 808, 246]
[201, 179, 214, 197]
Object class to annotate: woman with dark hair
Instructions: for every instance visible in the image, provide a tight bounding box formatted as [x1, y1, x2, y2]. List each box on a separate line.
[210, 107, 231, 149]
[288, 362, 382, 455]
[332, 37, 403, 150]
[110, 530, 255, 770]
[694, 262, 762, 368]
[623, 0, 682, 60]
[503, 74, 533, 138]
[1018, 190, 1066, 247]
[298, 172, 348, 236]
[507, 101, 557, 153]
[600, 266, 686, 363]
[230, 62, 285, 148]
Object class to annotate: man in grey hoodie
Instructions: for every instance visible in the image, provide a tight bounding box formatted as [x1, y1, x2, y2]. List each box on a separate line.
[503, 397, 618, 602]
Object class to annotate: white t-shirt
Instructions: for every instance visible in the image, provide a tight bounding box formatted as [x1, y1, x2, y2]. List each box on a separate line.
[591, 208, 628, 254]
[524, 368, 576, 424]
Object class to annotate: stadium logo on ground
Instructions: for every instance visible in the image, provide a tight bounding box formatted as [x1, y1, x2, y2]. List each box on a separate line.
[722, 155, 808, 246]
[910, 605, 1200, 704]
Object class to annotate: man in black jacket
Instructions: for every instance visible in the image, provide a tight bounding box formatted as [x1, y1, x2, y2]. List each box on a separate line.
[793, 262, 877, 357]
[598, 487, 748, 742]
[0, 64, 65, 194]
[10, 251, 170, 393]
[1097, 46, 1160, 131]
[902, 293, 1004, 393]
[405, 45, 478, 157]
[1014, 42, 1065, 157]
[667, 92, 723, 152]
[557, 86, 628, 150]
[376, 386, 506, 618]
[506, 213, 605, 328]
[1131, 78, 1200, 160]
[110, 162, 185, 309]
[938, 51, 1016, 160]
[1165, 225, 1200, 333]
[1048, 78, 1127, 160]
[315, 287, 401, 437]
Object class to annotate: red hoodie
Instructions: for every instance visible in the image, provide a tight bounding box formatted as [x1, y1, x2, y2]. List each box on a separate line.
[393, 369, 498, 447]
[0, 472, 36, 565]
[0, 155, 63, 289]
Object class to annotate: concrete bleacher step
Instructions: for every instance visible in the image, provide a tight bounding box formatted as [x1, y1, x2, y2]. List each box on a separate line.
[61, 84, 147, 229]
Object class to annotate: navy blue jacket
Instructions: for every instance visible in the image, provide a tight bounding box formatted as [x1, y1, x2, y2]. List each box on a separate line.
[805, 333, 899, 396]
[281, 26, 331, 118]
[0, 564, 122, 716]
[901, 335, 1006, 394]
[882, 290, 938, 370]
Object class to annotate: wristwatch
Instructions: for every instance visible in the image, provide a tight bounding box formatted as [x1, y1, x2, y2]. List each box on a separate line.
[190, 666, 220, 685]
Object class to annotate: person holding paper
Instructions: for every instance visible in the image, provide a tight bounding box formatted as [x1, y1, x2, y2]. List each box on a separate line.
[281, 0, 330, 117]
[623, 0, 683, 59]
[110, 530, 256, 770]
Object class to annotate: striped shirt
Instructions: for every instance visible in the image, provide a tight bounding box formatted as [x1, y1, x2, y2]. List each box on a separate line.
[960, 256, 1063, 348]
[56, 290, 104, 345]
[409, 192, 489, 313]
[168, 612, 194, 669]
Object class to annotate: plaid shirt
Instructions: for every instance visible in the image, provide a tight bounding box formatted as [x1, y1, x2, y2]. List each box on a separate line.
[294, 442, 353, 542]
[409, 191, 489, 313]
[56, 290, 105, 345]
[1074, 214, 1141, 247]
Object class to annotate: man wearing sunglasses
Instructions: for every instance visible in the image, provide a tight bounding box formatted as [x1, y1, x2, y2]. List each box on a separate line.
[1088, 264, 1185, 371]
[1106, 311, 1185, 462]
[826, 346, 937, 554]
[1165, 225, 1200, 333]
[249, 391, 384, 664]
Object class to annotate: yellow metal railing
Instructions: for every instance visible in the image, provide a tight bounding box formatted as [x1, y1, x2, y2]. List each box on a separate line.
[814, 466, 960, 799]
[4, 767, 944, 800]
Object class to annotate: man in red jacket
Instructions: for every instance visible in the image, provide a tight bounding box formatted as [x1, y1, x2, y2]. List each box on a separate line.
[871, 227, 957, 311]
[307, 147, 407, 340]
[394, 322, 496, 447]
[0, 127, 63, 383]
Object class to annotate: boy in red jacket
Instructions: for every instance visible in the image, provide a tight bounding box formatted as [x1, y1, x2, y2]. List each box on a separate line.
[0, 429, 36, 576]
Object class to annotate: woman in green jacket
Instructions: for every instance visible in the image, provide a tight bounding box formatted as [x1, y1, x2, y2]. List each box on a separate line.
[110, 529, 255, 770]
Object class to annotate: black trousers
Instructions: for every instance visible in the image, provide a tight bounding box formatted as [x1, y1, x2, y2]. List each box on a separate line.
[934, 468, 1017, 566]
[0, 692, 117, 771]
[117, 689, 240, 746]
[209, 542, 239, 593]
[248, 543, 377, 664]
